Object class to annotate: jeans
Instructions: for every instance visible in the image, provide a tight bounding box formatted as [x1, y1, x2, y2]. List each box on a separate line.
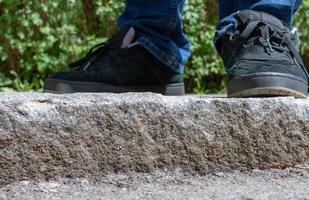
[117, 0, 302, 73]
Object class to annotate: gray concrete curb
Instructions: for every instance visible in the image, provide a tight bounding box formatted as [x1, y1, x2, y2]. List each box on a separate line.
[0, 93, 309, 184]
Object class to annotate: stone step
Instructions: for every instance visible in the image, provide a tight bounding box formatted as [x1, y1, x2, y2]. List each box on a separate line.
[0, 93, 309, 184]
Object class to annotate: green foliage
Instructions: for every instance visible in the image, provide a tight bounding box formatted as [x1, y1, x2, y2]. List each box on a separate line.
[295, 1, 309, 67]
[183, 0, 226, 93]
[0, 0, 123, 91]
[0, 0, 308, 93]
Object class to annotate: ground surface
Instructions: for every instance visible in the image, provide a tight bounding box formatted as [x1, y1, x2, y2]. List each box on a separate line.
[1, 169, 309, 200]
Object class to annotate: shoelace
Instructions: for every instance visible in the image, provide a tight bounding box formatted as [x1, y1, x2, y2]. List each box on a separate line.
[229, 21, 309, 80]
[69, 41, 114, 71]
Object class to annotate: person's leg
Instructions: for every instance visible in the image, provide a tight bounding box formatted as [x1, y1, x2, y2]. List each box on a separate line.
[118, 0, 191, 73]
[44, 0, 190, 95]
[215, 0, 302, 42]
[215, 0, 308, 98]
[218, 0, 302, 28]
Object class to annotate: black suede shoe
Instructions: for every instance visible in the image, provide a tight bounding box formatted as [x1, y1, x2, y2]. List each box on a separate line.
[217, 10, 309, 98]
[44, 27, 184, 96]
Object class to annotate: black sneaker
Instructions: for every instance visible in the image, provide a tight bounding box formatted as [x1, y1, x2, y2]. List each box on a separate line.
[44, 27, 185, 96]
[217, 10, 309, 98]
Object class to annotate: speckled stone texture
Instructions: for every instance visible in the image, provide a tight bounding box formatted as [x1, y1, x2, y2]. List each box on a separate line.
[0, 93, 309, 185]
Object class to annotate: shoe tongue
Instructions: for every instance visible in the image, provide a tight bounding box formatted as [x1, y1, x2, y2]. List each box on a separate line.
[236, 10, 287, 30]
[109, 27, 136, 48]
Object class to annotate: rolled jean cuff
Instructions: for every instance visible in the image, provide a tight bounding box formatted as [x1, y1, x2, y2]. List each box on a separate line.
[137, 37, 185, 73]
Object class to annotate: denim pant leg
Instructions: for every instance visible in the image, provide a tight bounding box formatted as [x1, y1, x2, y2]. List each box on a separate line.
[117, 0, 191, 73]
[215, 0, 303, 49]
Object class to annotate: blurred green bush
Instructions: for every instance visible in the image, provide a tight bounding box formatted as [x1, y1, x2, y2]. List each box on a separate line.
[0, 0, 308, 93]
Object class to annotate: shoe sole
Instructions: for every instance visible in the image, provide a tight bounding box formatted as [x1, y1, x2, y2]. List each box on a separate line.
[228, 72, 308, 98]
[44, 78, 185, 96]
